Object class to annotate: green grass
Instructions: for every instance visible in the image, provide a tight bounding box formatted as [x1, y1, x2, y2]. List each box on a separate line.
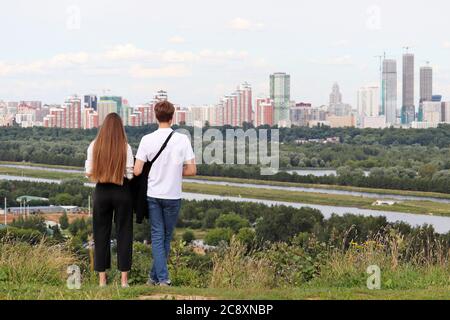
[0, 166, 86, 181]
[1, 283, 449, 300]
[0, 161, 83, 171]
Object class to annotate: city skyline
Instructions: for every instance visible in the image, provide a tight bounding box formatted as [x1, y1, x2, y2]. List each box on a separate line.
[1, 1, 450, 108]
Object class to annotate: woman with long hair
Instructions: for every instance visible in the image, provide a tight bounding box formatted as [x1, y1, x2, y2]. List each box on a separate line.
[85, 113, 134, 288]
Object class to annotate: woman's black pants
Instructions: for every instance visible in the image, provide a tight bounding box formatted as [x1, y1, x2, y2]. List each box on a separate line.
[93, 181, 133, 272]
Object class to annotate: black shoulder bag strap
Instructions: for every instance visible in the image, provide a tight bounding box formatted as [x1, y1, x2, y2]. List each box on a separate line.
[149, 131, 175, 167]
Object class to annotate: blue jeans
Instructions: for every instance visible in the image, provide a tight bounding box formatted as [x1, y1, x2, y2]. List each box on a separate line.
[147, 197, 181, 283]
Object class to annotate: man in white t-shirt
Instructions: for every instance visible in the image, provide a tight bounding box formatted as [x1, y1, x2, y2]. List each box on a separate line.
[134, 100, 196, 286]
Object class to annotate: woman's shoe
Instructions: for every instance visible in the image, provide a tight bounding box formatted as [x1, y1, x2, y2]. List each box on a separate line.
[146, 279, 158, 286]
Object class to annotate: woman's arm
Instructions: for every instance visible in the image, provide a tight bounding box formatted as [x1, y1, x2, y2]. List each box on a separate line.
[85, 142, 94, 178]
[126, 145, 134, 180]
[134, 159, 145, 176]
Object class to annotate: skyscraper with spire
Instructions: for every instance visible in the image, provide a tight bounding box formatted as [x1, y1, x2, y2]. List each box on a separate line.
[329, 83, 342, 105]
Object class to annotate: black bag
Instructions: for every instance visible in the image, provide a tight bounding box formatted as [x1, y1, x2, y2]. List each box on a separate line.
[131, 131, 175, 224]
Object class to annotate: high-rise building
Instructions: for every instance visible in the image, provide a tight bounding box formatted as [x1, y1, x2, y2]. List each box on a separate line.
[382, 59, 397, 125]
[219, 83, 252, 127]
[134, 103, 155, 126]
[402, 53, 415, 124]
[174, 106, 188, 125]
[100, 96, 122, 118]
[255, 98, 274, 127]
[328, 83, 352, 117]
[129, 112, 142, 127]
[82, 108, 99, 129]
[329, 83, 343, 105]
[63, 96, 82, 129]
[239, 82, 252, 125]
[420, 66, 433, 103]
[270, 72, 291, 125]
[43, 107, 65, 128]
[84, 94, 98, 110]
[97, 100, 118, 125]
[290, 103, 326, 127]
[357, 86, 380, 118]
[418, 66, 433, 121]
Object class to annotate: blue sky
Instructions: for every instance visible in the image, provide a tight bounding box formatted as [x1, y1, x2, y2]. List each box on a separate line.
[1, 0, 449, 107]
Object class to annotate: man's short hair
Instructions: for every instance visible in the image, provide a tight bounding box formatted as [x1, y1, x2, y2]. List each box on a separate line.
[154, 100, 175, 123]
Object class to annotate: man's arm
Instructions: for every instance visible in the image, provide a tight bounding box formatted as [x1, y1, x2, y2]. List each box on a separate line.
[134, 159, 145, 176]
[183, 159, 197, 177]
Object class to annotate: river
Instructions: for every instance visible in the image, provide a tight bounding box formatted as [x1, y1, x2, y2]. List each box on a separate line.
[285, 168, 370, 177]
[2, 164, 448, 203]
[1, 174, 450, 233]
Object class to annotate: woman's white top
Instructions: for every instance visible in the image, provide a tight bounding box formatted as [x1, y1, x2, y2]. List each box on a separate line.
[85, 141, 134, 180]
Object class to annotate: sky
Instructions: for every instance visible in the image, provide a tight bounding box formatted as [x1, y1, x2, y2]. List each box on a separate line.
[1, 0, 450, 108]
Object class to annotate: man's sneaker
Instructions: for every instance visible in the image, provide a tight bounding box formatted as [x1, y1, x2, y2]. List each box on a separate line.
[146, 279, 158, 286]
[159, 281, 172, 287]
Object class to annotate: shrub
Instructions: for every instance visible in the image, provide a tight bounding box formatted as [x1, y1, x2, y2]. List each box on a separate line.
[10, 216, 47, 234]
[182, 229, 195, 244]
[215, 213, 250, 233]
[236, 228, 256, 250]
[204, 228, 233, 246]
[59, 213, 69, 230]
[0, 227, 43, 244]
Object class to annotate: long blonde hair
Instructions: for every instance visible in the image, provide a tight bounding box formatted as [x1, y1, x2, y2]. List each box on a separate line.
[90, 113, 127, 185]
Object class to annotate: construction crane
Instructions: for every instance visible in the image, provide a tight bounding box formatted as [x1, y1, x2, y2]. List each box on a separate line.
[403, 46, 413, 53]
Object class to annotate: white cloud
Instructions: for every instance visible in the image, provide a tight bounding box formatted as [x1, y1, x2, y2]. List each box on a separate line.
[443, 41, 450, 49]
[129, 64, 191, 78]
[199, 49, 249, 60]
[0, 44, 264, 81]
[162, 50, 197, 63]
[228, 17, 264, 31]
[310, 55, 353, 66]
[102, 44, 153, 61]
[168, 36, 186, 44]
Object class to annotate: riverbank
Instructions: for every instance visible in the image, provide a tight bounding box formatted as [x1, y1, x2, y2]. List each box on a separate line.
[3, 161, 450, 201]
[2, 164, 450, 218]
[182, 183, 450, 217]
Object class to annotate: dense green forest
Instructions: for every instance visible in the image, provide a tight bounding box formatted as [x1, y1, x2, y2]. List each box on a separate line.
[2, 125, 450, 193]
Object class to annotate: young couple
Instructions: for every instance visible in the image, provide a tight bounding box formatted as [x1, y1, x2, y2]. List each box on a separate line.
[85, 101, 196, 288]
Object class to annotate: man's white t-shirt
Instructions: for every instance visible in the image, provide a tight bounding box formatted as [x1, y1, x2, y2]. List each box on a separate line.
[135, 128, 195, 200]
